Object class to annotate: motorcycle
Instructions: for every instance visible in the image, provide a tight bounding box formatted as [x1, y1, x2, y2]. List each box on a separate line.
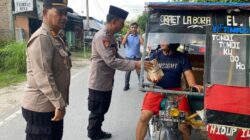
[147, 87, 205, 140]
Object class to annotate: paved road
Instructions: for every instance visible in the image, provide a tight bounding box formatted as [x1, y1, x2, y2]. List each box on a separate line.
[0, 63, 148, 140]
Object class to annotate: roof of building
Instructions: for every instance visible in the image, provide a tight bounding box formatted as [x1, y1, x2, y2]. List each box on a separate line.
[83, 16, 104, 31]
[146, 2, 250, 11]
[68, 12, 83, 24]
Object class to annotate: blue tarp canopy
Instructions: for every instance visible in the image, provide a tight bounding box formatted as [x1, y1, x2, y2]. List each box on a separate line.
[146, 2, 250, 11]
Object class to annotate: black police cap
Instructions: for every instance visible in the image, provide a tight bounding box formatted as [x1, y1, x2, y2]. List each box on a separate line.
[108, 5, 129, 20]
[43, 0, 73, 13]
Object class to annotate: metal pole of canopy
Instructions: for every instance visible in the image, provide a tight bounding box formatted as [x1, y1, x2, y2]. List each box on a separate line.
[139, 8, 150, 91]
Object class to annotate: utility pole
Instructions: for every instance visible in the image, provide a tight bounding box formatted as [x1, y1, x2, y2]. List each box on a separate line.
[86, 0, 90, 31]
[10, 0, 15, 40]
[84, 0, 90, 57]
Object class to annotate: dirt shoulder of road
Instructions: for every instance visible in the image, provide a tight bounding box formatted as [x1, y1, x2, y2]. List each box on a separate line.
[0, 57, 89, 120]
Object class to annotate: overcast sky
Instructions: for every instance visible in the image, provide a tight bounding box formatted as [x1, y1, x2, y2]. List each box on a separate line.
[68, 0, 168, 21]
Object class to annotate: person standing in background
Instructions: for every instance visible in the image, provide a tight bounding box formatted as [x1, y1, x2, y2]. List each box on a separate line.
[122, 22, 144, 91]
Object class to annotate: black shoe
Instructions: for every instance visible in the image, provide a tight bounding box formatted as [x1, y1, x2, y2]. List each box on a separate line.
[123, 86, 130, 91]
[90, 131, 112, 140]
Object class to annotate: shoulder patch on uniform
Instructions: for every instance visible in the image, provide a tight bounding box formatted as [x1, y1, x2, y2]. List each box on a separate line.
[103, 38, 110, 48]
[50, 31, 57, 37]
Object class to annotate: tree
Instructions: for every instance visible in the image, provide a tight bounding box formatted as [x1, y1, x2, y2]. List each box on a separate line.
[120, 22, 130, 35]
[136, 12, 148, 34]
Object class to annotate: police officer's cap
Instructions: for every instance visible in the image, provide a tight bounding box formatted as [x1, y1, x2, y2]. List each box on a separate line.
[43, 0, 73, 13]
[109, 5, 128, 20]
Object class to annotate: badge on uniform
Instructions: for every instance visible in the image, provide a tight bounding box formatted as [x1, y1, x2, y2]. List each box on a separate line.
[103, 38, 110, 48]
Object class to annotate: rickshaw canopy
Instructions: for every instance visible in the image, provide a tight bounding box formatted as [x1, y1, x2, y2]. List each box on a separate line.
[146, 2, 250, 11]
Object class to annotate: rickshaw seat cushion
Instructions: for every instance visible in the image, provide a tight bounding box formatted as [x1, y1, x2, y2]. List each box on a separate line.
[188, 95, 204, 113]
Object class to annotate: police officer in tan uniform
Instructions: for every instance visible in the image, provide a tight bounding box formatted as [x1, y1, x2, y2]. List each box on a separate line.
[21, 0, 73, 140]
[87, 5, 152, 140]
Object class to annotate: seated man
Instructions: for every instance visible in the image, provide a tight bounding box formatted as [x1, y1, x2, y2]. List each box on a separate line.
[136, 41, 202, 140]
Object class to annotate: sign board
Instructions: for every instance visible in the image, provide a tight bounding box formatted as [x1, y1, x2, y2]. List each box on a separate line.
[14, 0, 33, 13]
[148, 10, 211, 34]
[205, 10, 250, 140]
[210, 34, 247, 86]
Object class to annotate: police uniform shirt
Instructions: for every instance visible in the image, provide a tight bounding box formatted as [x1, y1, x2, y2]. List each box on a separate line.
[22, 23, 71, 112]
[88, 26, 136, 91]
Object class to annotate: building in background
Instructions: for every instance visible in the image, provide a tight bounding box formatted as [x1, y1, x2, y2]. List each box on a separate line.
[66, 12, 84, 50]
[83, 16, 104, 47]
[0, 0, 84, 50]
[0, 0, 15, 40]
[14, 0, 41, 41]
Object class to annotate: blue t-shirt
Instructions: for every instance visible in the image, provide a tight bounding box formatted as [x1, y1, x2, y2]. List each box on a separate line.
[150, 50, 192, 89]
[125, 34, 141, 58]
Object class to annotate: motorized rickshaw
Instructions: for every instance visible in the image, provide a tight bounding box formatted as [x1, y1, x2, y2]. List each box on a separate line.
[139, 2, 250, 140]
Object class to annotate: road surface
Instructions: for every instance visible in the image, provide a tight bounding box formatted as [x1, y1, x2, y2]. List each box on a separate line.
[0, 62, 148, 140]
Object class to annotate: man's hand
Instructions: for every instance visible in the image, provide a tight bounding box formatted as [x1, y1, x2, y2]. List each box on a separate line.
[194, 85, 203, 93]
[144, 61, 153, 71]
[126, 29, 132, 35]
[51, 108, 65, 121]
[191, 85, 203, 93]
[122, 30, 132, 45]
[135, 61, 153, 71]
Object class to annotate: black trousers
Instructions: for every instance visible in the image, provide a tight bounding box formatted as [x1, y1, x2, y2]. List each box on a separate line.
[87, 89, 112, 138]
[125, 57, 141, 87]
[22, 108, 63, 140]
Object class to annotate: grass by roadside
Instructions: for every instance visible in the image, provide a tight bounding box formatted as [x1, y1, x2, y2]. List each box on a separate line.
[0, 41, 26, 88]
[71, 47, 91, 59]
[0, 40, 91, 88]
[0, 70, 26, 88]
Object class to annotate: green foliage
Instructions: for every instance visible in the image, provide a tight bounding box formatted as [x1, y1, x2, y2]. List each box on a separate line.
[137, 12, 148, 34]
[71, 47, 92, 59]
[121, 23, 129, 36]
[0, 70, 26, 88]
[0, 41, 26, 73]
[82, 47, 92, 59]
[0, 40, 13, 48]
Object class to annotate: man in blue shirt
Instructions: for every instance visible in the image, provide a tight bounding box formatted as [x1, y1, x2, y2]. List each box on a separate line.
[122, 22, 144, 91]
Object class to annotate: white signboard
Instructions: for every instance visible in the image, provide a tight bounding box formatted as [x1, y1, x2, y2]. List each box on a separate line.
[14, 0, 33, 13]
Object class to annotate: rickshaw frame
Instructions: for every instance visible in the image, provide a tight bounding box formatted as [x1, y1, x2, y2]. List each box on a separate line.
[138, 2, 250, 135]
